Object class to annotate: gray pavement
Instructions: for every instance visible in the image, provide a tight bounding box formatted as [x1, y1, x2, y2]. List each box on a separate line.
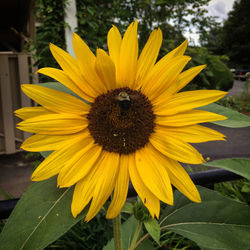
[228, 79, 247, 96]
[193, 123, 250, 161]
[195, 79, 250, 161]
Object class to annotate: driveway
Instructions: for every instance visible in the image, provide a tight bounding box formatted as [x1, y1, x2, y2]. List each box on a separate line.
[194, 79, 250, 160]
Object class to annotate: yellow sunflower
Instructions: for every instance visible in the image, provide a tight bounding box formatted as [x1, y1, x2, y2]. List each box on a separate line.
[15, 20, 227, 221]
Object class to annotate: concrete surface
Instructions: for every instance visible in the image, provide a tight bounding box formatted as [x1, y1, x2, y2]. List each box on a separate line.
[228, 80, 247, 96]
[0, 153, 34, 200]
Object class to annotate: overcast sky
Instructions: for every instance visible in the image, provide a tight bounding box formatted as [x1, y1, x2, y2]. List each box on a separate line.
[187, 0, 236, 45]
[207, 0, 235, 20]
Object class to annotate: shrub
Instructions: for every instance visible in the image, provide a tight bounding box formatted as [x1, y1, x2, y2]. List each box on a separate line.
[185, 47, 234, 91]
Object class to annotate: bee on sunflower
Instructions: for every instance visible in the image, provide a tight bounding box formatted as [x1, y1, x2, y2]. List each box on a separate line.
[15, 20, 226, 222]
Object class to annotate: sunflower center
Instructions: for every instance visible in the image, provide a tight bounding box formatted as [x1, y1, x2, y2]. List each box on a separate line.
[87, 87, 155, 154]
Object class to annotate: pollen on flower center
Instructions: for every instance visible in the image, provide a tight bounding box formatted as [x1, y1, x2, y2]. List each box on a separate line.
[87, 87, 155, 154]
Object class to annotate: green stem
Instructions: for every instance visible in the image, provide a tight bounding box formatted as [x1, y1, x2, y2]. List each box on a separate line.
[113, 213, 123, 250]
[129, 221, 142, 250]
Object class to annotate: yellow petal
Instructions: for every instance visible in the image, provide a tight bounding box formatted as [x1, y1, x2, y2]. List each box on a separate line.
[154, 124, 225, 143]
[150, 133, 204, 164]
[107, 25, 122, 79]
[135, 28, 162, 88]
[128, 153, 160, 218]
[155, 153, 201, 203]
[141, 40, 188, 89]
[155, 110, 227, 127]
[71, 151, 111, 218]
[58, 141, 102, 187]
[21, 133, 83, 152]
[118, 20, 138, 88]
[106, 154, 130, 219]
[31, 133, 88, 181]
[95, 49, 116, 90]
[164, 40, 188, 59]
[166, 65, 206, 96]
[72, 33, 106, 94]
[142, 56, 191, 101]
[135, 144, 173, 205]
[50, 43, 99, 98]
[21, 84, 90, 115]
[71, 172, 95, 218]
[15, 107, 54, 120]
[85, 152, 120, 221]
[17, 114, 87, 135]
[154, 90, 227, 116]
[37, 67, 94, 103]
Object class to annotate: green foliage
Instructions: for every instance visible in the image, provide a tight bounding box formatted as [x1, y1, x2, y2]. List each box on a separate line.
[75, 0, 116, 52]
[159, 186, 250, 250]
[203, 0, 250, 68]
[33, 0, 218, 76]
[198, 103, 250, 128]
[218, 94, 250, 113]
[75, 0, 215, 56]
[143, 219, 160, 245]
[220, 0, 250, 68]
[35, 0, 68, 81]
[0, 177, 87, 250]
[47, 210, 113, 249]
[215, 179, 250, 205]
[203, 158, 250, 180]
[104, 215, 143, 250]
[185, 46, 233, 91]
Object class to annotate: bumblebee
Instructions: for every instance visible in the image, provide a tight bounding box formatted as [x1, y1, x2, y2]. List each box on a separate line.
[116, 92, 131, 112]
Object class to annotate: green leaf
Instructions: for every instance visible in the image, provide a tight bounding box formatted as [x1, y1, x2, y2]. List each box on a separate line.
[40, 151, 52, 158]
[121, 202, 134, 214]
[144, 219, 160, 245]
[103, 215, 142, 250]
[160, 186, 250, 250]
[137, 238, 155, 250]
[203, 158, 250, 180]
[0, 177, 87, 250]
[198, 103, 250, 128]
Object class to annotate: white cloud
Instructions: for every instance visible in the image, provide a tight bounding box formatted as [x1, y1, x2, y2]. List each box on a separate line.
[207, 0, 235, 21]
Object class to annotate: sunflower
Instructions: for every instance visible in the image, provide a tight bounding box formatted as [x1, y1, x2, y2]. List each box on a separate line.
[15, 20, 227, 221]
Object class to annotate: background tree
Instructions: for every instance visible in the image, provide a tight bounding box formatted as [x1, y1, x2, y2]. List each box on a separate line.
[220, 0, 250, 68]
[34, 0, 233, 90]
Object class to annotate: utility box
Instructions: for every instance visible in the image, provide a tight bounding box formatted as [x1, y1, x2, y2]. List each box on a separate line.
[0, 52, 37, 154]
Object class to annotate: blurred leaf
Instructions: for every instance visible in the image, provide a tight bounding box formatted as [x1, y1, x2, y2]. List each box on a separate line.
[0, 177, 87, 250]
[198, 103, 250, 127]
[121, 202, 134, 214]
[40, 151, 52, 158]
[203, 158, 250, 180]
[144, 219, 160, 245]
[137, 239, 155, 250]
[241, 182, 250, 193]
[160, 186, 250, 250]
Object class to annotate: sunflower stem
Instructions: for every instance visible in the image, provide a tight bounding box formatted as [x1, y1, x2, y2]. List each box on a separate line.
[129, 221, 142, 250]
[113, 213, 123, 250]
